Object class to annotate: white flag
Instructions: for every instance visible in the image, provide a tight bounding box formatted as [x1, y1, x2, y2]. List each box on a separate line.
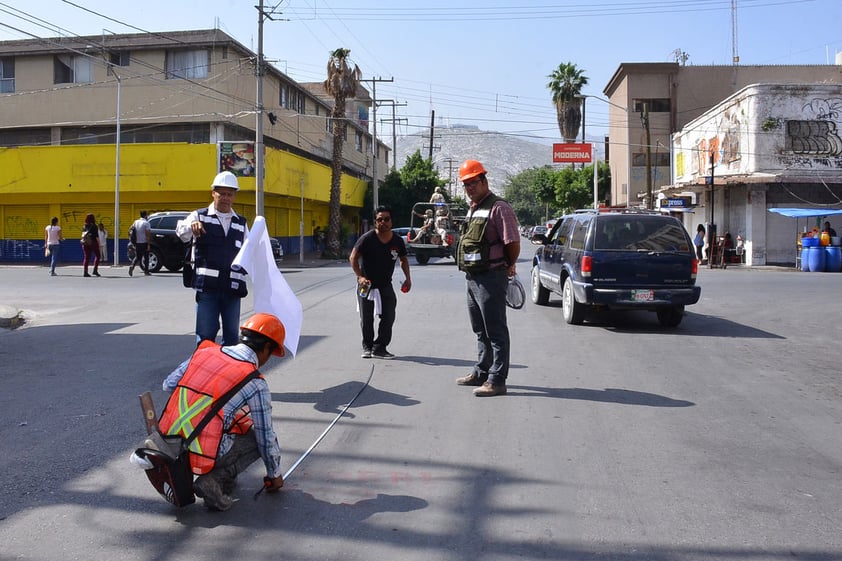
[233, 216, 303, 356]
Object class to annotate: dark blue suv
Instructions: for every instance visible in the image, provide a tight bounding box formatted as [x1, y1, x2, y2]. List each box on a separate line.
[530, 209, 701, 327]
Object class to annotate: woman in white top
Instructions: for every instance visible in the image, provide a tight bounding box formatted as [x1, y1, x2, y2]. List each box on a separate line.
[44, 217, 64, 276]
[98, 222, 108, 263]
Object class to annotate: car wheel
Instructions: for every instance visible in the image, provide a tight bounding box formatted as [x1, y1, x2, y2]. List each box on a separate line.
[415, 252, 430, 266]
[561, 276, 585, 325]
[145, 248, 163, 273]
[531, 266, 549, 305]
[656, 306, 684, 327]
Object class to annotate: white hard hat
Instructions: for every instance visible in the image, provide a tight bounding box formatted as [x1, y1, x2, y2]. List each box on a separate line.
[211, 171, 239, 191]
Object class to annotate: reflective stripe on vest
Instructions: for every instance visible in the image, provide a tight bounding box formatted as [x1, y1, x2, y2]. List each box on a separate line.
[457, 194, 503, 273]
[158, 341, 258, 474]
[192, 209, 248, 297]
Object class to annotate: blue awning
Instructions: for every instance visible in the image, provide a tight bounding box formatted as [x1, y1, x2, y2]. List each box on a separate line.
[768, 208, 842, 218]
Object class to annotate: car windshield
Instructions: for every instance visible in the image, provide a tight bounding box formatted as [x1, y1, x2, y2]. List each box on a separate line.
[594, 215, 690, 252]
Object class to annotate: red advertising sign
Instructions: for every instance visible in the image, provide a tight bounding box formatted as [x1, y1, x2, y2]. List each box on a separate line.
[552, 143, 593, 163]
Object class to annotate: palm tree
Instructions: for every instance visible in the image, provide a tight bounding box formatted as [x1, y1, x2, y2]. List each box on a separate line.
[546, 62, 589, 143]
[323, 48, 359, 258]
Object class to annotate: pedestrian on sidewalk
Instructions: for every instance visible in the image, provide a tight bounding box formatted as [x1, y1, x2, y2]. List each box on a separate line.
[81, 213, 101, 277]
[128, 211, 151, 276]
[44, 216, 64, 276]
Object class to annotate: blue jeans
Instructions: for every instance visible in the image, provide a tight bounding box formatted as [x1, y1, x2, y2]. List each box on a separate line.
[48, 243, 60, 274]
[195, 290, 242, 346]
[466, 269, 510, 385]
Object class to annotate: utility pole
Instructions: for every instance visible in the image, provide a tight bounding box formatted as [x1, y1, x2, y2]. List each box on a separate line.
[641, 102, 652, 209]
[359, 77, 393, 211]
[428, 110, 435, 161]
[375, 100, 406, 171]
[254, 1, 281, 217]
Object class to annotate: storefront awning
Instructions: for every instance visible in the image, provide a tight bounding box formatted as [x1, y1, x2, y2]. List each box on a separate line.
[768, 208, 842, 218]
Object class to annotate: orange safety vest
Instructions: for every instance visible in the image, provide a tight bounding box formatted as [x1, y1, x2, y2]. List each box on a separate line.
[158, 341, 259, 475]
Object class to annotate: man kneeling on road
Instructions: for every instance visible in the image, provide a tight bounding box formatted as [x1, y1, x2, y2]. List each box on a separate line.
[159, 313, 286, 511]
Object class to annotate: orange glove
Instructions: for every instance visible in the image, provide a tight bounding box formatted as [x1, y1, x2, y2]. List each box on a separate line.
[264, 475, 284, 493]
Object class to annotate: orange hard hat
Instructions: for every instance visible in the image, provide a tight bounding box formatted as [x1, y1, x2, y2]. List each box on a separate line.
[240, 313, 286, 356]
[458, 160, 487, 182]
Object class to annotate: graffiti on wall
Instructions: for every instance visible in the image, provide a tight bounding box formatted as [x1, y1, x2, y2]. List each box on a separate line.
[785, 98, 842, 156]
[694, 110, 744, 176]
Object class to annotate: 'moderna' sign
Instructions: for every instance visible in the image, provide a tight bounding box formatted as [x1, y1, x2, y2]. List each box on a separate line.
[553, 143, 593, 163]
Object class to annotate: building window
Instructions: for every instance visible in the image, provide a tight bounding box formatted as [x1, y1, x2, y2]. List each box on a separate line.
[632, 152, 671, 167]
[325, 117, 331, 133]
[297, 93, 305, 115]
[54, 54, 93, 84]
[355, 131, 363, 152]
[0, 57, 14, 93]
[166, 49, 209, 79]
[109, 51, 130, 67]
[280, 84, 289, 109]
[633, 98, 671, 113]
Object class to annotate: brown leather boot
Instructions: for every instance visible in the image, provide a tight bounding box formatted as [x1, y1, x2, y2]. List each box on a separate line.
[456, 372, 486, 386]
[473, 382, 507, 397]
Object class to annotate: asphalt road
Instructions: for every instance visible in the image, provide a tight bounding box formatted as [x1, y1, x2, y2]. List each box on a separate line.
[1, 257, 840, 561]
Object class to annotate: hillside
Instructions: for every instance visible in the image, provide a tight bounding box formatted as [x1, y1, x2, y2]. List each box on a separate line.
[391, 125, 553, 196]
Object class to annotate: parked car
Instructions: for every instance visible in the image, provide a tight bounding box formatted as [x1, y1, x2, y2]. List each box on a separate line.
[144, 211, 283, 272]
[530, 209, 701, 327]
[145, 211, 191, 273]
[530, 225, 548, 241]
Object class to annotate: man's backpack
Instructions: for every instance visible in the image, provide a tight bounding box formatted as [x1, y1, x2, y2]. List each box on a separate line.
[128, 224, 137, 244]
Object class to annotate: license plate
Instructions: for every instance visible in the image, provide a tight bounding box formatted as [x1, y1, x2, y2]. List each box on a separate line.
[632, 289, 654, 302]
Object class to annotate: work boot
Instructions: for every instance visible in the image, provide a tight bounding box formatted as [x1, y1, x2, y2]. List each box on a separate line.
[456, 372, 486, 386]
[193, 475, 234, 511]
[92, 269, 100, 277]
[473, 381, 507, 397]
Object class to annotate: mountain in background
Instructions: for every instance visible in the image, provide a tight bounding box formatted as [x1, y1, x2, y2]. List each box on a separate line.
[390, 125, 554, 196]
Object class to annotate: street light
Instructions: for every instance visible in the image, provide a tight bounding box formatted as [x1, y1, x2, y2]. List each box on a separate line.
[576, 94, 632, 205]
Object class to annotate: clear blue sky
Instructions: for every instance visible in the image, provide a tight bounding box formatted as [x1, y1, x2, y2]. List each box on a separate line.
[2, 0, 841, 146]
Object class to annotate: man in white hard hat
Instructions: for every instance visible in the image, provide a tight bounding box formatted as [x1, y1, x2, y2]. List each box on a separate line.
[176, 171, 250, 346]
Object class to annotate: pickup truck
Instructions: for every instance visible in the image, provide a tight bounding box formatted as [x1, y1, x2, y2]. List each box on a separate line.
[406, 202, 459, 265]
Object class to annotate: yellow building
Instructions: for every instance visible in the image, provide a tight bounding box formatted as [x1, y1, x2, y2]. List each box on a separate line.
[0, 29, 385, 262]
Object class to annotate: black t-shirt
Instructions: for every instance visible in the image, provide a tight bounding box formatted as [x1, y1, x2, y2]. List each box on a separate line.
[353, 229, 407, 289]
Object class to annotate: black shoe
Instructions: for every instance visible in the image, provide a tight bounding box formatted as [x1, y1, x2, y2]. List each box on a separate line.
[361, 348, 372, 359]
[128, 265, 134, 277]
[92, 271, 100, 277]
[372, 349, 395, 359]
[83, 272, 91, 277]
[144, 271, 151, 276]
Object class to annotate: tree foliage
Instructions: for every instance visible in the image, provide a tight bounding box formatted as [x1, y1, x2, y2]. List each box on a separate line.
[501, 162, 612, 224]
[546, 62, 589, 143]
[361, 150, 447, 227]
